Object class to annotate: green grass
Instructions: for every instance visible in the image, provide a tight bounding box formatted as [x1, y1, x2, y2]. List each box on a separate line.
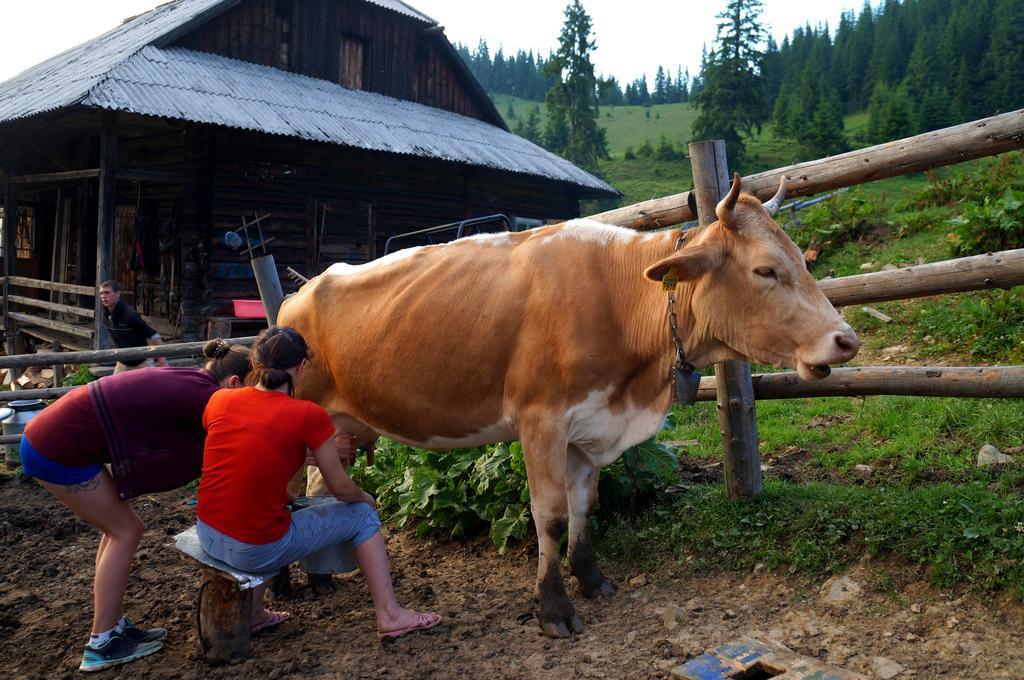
[598, 480, 1024, 597]
[662, 397, 1024, 481]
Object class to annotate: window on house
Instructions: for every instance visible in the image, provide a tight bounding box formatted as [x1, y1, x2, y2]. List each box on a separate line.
[339, 35, 366, 90]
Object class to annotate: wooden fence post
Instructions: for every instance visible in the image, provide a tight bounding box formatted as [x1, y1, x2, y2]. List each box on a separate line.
[94, 112, 117, 350]
[3, 139, 17, 359]
[688, 140, 762, 499]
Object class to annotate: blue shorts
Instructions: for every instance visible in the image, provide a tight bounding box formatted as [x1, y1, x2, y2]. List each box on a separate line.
[20, 436, 102, 486]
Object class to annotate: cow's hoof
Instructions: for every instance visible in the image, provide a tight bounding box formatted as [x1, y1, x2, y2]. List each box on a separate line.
[307, 573, 338, 596]
[582, 580, 617, 599]
[539, 613, 584, 638]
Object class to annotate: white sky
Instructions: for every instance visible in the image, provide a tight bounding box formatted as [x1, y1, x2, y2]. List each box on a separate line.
[0, 0, 863, 85]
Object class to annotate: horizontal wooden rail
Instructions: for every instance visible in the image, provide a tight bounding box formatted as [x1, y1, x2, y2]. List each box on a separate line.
[0, 336, 258, 370]
[818, 249, 1024, 307]
[8, 294, 95, 319]
[587, 108, 1024, 230]
[8, 312, 93, 339]
[694, 366, 1024, 401]
[7, 275, 95, 297]
[0, 385, 74, 403]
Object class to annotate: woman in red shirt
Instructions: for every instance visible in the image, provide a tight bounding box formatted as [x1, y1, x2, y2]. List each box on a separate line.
[197, 326, 440, 640]
[21, 339, 252, 672]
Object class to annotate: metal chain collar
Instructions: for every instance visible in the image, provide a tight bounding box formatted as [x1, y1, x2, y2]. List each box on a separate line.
[667, 232, 701, 404]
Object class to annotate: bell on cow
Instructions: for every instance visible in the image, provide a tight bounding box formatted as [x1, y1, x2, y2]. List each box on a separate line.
[674, 365, 702, 405]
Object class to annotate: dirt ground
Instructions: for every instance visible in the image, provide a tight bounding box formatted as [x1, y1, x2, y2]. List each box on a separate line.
[2, 474, 1024, 679]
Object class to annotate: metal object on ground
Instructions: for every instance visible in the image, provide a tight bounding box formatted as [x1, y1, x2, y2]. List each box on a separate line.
[673, 638, 865, 679]
[2, 399, 44, 465]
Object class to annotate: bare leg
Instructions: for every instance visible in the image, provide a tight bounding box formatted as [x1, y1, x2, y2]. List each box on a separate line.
[353, 532, 438, 634]
[37, 470, 144, 634]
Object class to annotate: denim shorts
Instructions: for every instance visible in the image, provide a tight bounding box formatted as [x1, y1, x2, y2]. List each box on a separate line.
[20, 436, 101, 486]
[197, 499, 380, 573]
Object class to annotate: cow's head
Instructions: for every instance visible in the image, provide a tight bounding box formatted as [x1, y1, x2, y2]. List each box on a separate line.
[644, 174, 858, 380]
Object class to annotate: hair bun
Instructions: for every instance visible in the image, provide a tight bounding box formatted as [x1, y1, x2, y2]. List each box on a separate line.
[203, 338, 231, 360]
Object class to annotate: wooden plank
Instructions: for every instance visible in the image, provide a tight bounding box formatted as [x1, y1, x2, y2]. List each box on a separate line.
[8, 294, 95, 319]
[819, 249, 1024, 307]
[693, 366, 1024, 401]
[9, 168, 100, 184]
[95, 112, 117, 349]
[7, 276, 95, 296]
[689, 140, 761, 500]
[0, 336, 257, 370]
[588, 108, 1024, 231]
[3, 141, 17, 357]
[8, 311, 94, 339]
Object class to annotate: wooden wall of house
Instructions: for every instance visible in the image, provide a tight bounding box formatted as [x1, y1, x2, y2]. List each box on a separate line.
[4, 114, 584, 343]
[199, 126, 580, 324]
[174, 0, 494, 124]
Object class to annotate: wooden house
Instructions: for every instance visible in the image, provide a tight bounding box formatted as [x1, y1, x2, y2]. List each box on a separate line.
[0, 0, 616, 352]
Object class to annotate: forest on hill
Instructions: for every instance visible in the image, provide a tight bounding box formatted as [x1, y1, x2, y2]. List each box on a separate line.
[457, 0, 1023, 167]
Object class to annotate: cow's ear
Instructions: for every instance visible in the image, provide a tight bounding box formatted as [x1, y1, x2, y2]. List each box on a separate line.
[643, 243, 723, 282]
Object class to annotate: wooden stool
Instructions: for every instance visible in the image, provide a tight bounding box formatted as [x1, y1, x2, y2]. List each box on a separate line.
[172, 526, 276, 664]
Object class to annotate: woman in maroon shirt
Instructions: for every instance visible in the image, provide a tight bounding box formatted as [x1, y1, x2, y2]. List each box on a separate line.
[20, 340, 251, 673]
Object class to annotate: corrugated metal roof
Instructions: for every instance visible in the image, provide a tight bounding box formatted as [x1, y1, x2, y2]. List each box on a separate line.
[0, 0, 230, 122]
[83, 47, 615, 194]
[365, 0, 436, 24]
[0, 0, 616, 196]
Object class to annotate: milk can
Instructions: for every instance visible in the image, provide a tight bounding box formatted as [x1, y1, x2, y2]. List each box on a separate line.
[2, 399, 45, 466]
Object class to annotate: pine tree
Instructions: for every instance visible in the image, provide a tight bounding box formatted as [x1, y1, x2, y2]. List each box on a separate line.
[514, 105, 544, 146]
[692, 0, 769, 165]
[543, 0, 609, 171]
[653, 66, 668, 104]
[797, 85, 849, 157]
[983, 0, 1024, 113]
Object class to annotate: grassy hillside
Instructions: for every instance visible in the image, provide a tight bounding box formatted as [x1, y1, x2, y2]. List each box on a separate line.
[492, 94, 912, 208]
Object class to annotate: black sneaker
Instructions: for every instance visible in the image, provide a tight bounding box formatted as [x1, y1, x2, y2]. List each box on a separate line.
[118, 618, 168, 643]
[78, 632, 162, 673]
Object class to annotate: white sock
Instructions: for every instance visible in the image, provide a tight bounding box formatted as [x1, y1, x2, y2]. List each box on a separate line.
[115, 616, 129, 633]
[89, 627, 116, 648]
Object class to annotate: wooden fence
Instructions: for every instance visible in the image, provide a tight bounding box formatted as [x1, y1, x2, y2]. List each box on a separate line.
[614, 107, 1024, 500]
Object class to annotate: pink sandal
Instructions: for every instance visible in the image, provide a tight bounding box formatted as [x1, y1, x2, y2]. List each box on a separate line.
[252, 608, 290, 634]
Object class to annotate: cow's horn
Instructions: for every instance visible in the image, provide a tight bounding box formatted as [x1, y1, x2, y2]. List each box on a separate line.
[763, 175, 788, 216]
[715, 172, 742, 228]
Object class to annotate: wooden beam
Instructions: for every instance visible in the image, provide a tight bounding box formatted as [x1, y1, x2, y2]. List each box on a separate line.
[0, 336, 259, 370]
[0, 168, 185, 186]
[689, 140, 762, 500]
[694, 366, 1024, 401]
[587, 108, 1024, 230]
[3, 141, 16, 357]
[8, 168, 100, 185]
[8, 294, 95, 319]
[7, 275, 95, 297]
[7, 311, 94, 339]
[95, 112, 117, 349]
[819, 249, 1024, 308]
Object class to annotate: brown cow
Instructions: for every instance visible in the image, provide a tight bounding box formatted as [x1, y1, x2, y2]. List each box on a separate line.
[278, 175, 858, 637]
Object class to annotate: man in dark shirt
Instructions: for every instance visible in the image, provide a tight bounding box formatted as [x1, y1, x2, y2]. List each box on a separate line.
[99, 280, 168, 373]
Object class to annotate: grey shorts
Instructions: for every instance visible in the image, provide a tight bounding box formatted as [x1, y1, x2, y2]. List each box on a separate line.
[197, 498, 380, 574]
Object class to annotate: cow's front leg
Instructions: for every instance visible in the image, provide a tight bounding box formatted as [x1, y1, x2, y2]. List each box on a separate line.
[521, 418, 583, 638]
[567, 448, 617, 598]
